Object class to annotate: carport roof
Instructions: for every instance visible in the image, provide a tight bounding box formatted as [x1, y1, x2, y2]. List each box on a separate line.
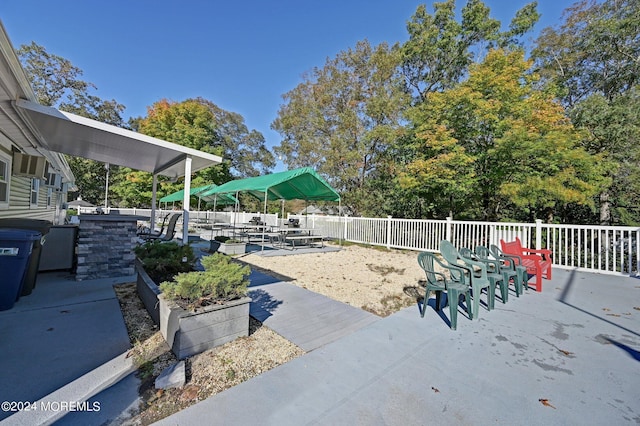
[15, 99, 223, 178]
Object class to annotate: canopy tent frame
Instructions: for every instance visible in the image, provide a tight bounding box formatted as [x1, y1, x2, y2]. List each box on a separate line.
[199, 167, 342, 252]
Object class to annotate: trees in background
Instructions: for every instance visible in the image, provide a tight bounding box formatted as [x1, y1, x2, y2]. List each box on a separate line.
[17, 43, 274, 208]
[533, 0, 640, 225]
[401, 49, 607, 221]
[272, 40, 407, 214]
[113, 98, 274, 207]
[18, 42, 127, 205]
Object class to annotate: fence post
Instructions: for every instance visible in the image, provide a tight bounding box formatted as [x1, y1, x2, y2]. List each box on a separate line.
[446, 217, 452, 242]
[535, 219, 542, 250]
[386, 216, 392, 249]
[343, 216, 348, 241]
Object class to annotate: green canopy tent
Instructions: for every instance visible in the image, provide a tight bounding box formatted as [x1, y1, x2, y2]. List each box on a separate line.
[198, 167, 341, 250]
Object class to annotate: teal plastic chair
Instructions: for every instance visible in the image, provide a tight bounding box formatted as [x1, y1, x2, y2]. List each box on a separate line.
[417, 252, 472, 330]
[459, 247, 506, 306]
[439, 240, 494, 319]
[475, 245, 516, 302]
[489, 244, 528, 294]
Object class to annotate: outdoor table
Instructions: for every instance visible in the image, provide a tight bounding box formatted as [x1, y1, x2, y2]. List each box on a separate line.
[278, 228, 325, 249]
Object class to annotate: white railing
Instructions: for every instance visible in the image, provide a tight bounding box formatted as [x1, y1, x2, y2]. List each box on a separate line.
[288, 214, 640, 276]
[108, 208, 279, 228]
[108, 207, 639, 275]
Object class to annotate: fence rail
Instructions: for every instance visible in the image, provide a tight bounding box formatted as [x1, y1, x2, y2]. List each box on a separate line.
[288, 214, 640, 276]
[109, 207, 638, 276]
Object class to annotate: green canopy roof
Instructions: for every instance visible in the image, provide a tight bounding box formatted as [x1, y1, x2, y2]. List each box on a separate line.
[198, 167, 340, 202]
[160, 183, 238, 205]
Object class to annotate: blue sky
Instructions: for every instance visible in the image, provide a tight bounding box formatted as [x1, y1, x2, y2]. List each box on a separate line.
[1, 0, 577, 159]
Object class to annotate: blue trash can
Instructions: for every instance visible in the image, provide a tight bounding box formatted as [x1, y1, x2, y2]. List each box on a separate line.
[0, 228, 41, 311]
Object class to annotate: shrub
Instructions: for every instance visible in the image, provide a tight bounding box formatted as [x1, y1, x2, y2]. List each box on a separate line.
[134, 241, 196, 283]
[160, 253, 250, 310]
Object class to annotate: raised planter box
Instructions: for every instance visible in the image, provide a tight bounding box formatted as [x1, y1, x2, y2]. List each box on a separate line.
[135, 258, 161, 325]
[136, 259, 250, 359]
[159, 294, 250, 359]
[218, 242, 247, 255]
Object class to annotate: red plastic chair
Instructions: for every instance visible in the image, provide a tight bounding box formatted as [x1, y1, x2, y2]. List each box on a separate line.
[500, 237, 552, 292]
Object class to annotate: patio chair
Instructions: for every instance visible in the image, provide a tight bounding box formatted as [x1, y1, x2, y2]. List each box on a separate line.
[137, 213, 170, 238]
[459, 247, 508, 304]
[500, 237, 552, 292]
[417, 252, 472, 330]
[475, 245, 521, 299]
[488, 244, 528, 295]
[439, 240, 494, 318]
[140, 213, 181, 242]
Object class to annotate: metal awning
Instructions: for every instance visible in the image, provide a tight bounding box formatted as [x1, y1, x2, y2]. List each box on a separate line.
[15, 99, 222, 178]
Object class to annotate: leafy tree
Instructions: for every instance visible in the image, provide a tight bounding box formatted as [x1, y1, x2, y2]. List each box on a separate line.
[533, 0, 640, 224]
[17, 42, 127, 205]
[400, 0, 539, 101]
[401, 49, 607, 222]
[114, 98, 273, 207]
[272, 40, 408, 214]
[138, 98, 273, 178]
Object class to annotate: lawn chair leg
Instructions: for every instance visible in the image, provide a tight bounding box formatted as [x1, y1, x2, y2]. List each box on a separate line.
[447, 290, 460, 330]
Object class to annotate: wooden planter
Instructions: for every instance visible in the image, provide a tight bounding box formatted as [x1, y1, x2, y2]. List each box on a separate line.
[218, 242, 246, 255]
[159, 295, 250, 359]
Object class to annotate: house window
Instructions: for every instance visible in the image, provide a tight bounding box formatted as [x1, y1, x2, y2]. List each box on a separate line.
[30, 178, 40, 207]
[0, 153, 9, 208]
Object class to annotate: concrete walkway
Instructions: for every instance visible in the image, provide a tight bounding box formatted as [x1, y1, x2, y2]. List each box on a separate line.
[0, 272, 139, 425]
[2, 259, 639, 425]
[158, 268, 640, 426]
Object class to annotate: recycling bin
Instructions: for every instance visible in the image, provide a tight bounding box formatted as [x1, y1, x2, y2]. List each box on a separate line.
[0, 228, 41, 311]
[0, 219, 51, 296]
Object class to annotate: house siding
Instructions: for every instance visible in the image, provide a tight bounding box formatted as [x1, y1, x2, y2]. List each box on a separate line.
[0, 172, 65, 223]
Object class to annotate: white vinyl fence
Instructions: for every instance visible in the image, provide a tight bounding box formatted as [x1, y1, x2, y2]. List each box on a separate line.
[110, 208, 638, 276]
[289, 214, 640, 276]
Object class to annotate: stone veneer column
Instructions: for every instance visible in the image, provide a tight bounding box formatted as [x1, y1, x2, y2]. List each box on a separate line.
[75, 215, 143, 281]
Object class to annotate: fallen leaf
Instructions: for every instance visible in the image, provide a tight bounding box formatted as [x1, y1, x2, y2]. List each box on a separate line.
[46, 327, 54, 331]
[539, 398, 556, 409]
[559, 350, 574, 356]
[633, 307, 640, 311]
[431, 386, 440, 393]
[602, 308, 610, 311]
[606, 313, 621, 317]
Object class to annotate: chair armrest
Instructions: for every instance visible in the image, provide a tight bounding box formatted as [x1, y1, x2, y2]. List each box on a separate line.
[500, 253, 524, 267]
[522, 247, 552, 260]
[435, 256, 469, 285]
[458, 256, 488, 279]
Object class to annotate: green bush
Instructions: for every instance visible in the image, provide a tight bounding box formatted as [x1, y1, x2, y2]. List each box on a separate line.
[160, 253, 250, 309]
[134, 241, 196, 284]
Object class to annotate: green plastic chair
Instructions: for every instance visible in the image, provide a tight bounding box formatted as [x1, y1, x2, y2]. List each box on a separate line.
[417, 252, 472, 330]
[475, 245, 516, 302]
[439, 240, 494, 319]
[459, 247, 506, 306]
[489, 244, 529, 294]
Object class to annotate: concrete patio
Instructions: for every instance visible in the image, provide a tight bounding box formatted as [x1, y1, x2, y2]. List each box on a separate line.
[0, 260, 638, 425]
